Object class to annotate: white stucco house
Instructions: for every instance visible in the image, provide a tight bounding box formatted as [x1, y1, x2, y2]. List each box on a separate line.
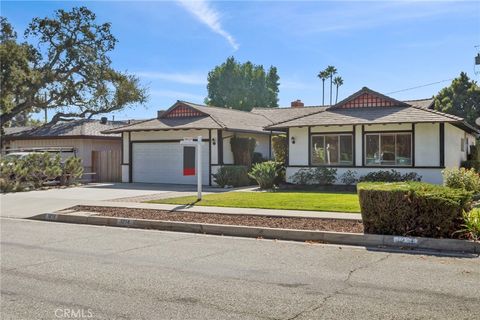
[106, 88, 479, 185]
[266, 87, 479, 184]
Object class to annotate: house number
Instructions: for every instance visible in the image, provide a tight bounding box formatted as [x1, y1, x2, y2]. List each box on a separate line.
[117, 219, 133, 226]
[393, 236, 418, 245]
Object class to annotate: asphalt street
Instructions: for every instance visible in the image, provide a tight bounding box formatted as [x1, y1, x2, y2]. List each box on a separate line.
[1, 217, 479, 320]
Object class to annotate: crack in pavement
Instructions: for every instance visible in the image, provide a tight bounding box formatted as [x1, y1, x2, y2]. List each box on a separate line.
[284, 253, 392, 320]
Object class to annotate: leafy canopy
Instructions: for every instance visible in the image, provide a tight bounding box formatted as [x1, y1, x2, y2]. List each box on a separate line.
[0, 7, 147, 129]
[434, 72, 480, 126]
[206, 57, 279, 111]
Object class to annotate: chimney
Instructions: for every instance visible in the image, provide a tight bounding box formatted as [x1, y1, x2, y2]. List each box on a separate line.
[291, 99, 304, 108]
[100, 117, 108, 124]
[157, 110, 165, 119]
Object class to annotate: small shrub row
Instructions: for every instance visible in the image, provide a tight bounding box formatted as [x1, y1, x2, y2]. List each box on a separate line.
[291, 167, 338, 185]
[358, 182, 472, 238]
[358, 169, 422, 183]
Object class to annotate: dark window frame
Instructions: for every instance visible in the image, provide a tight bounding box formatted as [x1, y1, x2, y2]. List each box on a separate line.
[364, 132, 413, 167]
[310, 133, 354, 166]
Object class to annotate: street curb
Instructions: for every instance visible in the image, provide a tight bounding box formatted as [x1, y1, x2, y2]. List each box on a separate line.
[30, 213, 480, 254]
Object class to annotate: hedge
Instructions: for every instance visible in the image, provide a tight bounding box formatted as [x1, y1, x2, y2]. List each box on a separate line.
[357, 182, 472, 238]
[212, 166, 251, 188]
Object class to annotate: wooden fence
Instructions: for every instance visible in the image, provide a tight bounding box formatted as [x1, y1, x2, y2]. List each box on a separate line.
[91, 150, 121, 182]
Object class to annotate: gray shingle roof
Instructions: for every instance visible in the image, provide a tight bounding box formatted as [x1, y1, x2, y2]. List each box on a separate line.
[3, 126, 34, 135]
[251, 106, 327, 124]
[5, 119, 127, 139]
[105, 101, 274, 134]
[403, 98, 434, 109]
[266, 105, 473, 129]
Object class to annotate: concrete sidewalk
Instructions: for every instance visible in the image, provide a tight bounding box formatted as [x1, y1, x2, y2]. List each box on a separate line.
[69, 201, 362, 220]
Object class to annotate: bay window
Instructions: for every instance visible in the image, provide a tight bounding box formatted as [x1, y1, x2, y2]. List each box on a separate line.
[311, 134, 353, 165]
[365, 132, 412, 166]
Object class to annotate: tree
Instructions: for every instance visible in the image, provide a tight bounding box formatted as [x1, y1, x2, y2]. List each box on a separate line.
[206, 57, 279, 111]
[317, 70, 329, 106]
[325, 65, 337, 105]
[333, 76, 344, 104]
[0, 8, 147, 131]
[434, 72, 480, 126]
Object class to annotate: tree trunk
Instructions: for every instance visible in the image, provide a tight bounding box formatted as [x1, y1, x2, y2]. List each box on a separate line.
[329, 75, 333, 105]
[322, 80, 325, 106]
[335, 85, 339, 104]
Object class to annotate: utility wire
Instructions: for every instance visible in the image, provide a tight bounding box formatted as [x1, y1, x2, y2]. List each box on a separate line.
[387, 78, 454, 95]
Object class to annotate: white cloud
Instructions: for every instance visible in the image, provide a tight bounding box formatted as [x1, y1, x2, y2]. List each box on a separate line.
[177, 0, 239, 50]
[150, 89, 205, 102]
[136, 71, 207, 85]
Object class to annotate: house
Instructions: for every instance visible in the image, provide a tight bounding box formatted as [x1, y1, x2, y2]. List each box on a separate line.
[105, 101, 274, 185]
[3, 118, 128, 182]
[106, 87, 478, 186]
[266, 87, 479, 184]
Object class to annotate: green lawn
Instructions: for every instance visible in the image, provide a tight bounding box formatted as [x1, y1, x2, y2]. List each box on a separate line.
[146, 191, 361, 213]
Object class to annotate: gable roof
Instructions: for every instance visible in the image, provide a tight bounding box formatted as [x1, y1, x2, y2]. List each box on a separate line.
[266, 88, 478, 134]
[105, 101, 274, 134]
[5, 119, 127, 140]
[332, 87, 409, 109]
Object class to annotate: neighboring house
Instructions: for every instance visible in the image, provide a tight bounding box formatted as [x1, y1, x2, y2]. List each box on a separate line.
[106, 87, 478, 186]
[3, 119, 128, 182]
[105, 101, 274, 185]
[266, 87, 479, 184]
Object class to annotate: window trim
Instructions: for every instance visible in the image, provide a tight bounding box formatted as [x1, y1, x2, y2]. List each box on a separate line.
[310, 133, 354, 166]
[364, 131, 413, 167]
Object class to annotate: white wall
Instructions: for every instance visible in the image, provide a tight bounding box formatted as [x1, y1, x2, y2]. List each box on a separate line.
[415, 123, 440, 167]
[288, 127, 308, 165]
[122, 132, 130, 164]
[311, 125, 353, 133]
[364, 123, 412, 131]
[444, 123, 468, 168]
[355, 125, 362, 166]
[131, 129, 211, 141]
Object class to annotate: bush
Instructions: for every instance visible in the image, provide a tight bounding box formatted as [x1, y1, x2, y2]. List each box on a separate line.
[271, 134, 287, 164]
[62, 156, 84, 185]
[252, 152, 266, 165]
[340, 170, 358, 185]
[455, 208, 480, 241]
[291, 168, 314, 185]
[312, 167, 337, 185]
[291, 167, 337, 185]
[359, 169, 421, 182]
[442, 167, 480, 194]
[248, 161, 279, 189]
[358, 182, 472, 238]
[230, 136, 256, 167]
[212, 166, 251, 188]
[461, 160, 480, 172]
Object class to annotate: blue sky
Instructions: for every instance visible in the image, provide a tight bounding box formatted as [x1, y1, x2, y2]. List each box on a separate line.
[2, 1, 480, 120]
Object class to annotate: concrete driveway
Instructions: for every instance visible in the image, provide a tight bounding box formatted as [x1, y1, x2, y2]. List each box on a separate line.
[0, 183, 219, 219]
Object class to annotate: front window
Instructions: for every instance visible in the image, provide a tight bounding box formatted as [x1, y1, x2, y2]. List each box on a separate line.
[365, 132, 412, 166]
[311, 134, 353, 165]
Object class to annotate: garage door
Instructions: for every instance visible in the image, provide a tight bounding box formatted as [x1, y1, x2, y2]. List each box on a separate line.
[132, 142, 209, 184]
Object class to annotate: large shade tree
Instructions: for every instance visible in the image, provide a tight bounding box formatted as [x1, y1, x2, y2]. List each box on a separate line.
[434, 72, 480, 126]
[206, 57, 279, 111]
[0, 7, 147, 132]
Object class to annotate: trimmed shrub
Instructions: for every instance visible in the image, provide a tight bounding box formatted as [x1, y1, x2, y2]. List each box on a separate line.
[248, 161, 279, 189]
[358, 182, 472, 238]
[272, 134, 287, 164]
[461, 160, 480, 172]
[340, 170, 358, 185]
[359, 169, 421, 182]
[312, 167, 337, 185]
[212, 166, 251, 188]
[442, 167, 480, 194]
[230, 136, 256, 167]
[291, 168, 314, 185]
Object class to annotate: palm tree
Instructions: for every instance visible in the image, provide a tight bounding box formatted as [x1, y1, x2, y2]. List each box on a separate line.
[325, 65, 337, 105]
[333, 76, 344, 104]
[317, 70, 329, 106]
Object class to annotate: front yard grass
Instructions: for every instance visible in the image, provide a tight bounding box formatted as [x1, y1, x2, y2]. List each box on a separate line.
[146, 191, 361, 213]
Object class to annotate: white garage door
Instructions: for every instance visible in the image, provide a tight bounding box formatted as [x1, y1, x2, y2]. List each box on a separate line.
[132, 142, 209, 184]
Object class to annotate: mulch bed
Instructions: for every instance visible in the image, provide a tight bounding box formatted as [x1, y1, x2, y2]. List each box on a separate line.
[69, 205, 364, 233]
